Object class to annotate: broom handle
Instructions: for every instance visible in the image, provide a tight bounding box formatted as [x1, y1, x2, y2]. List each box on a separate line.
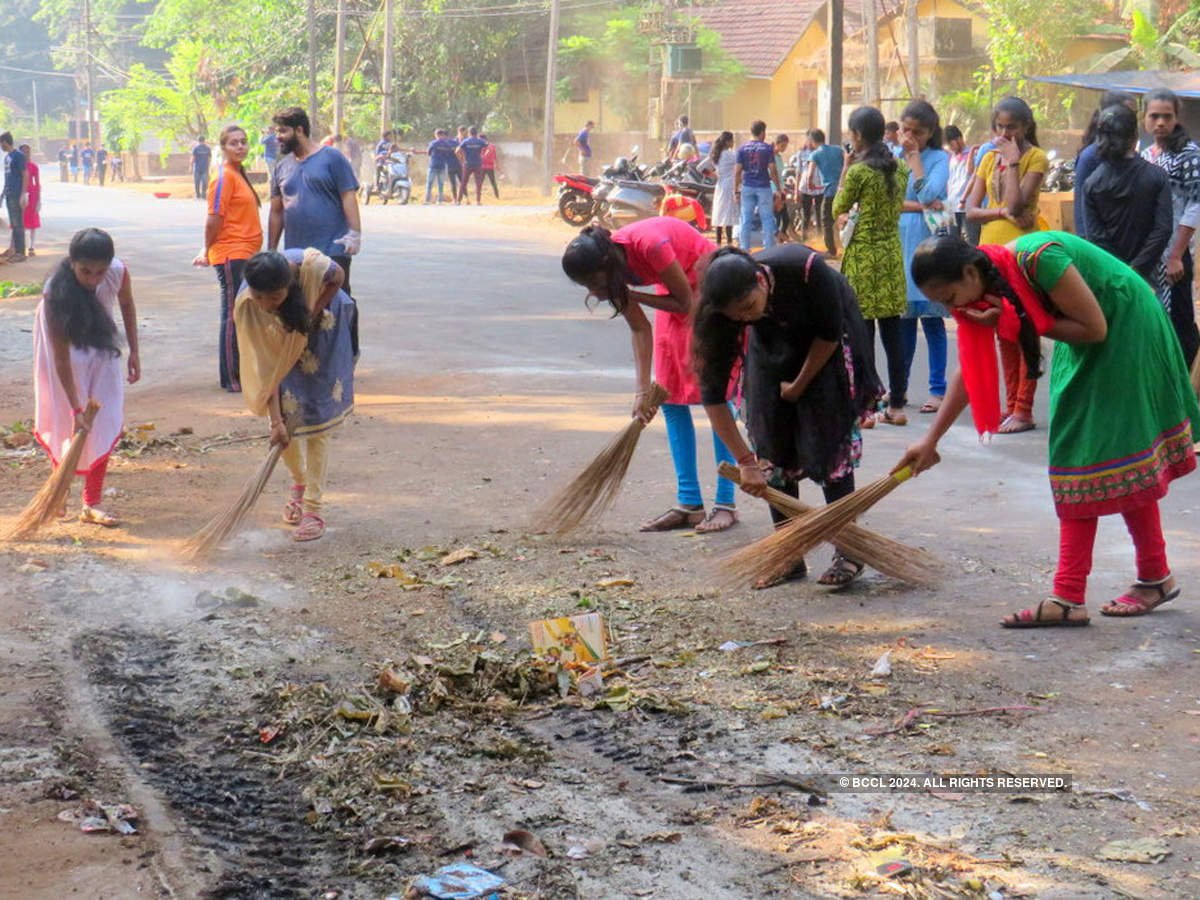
[717, 461, 813, 518]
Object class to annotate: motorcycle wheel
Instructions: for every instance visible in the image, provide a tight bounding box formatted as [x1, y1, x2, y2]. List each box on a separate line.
[396, 185, 411, 206]
[558, 190, 594, 226]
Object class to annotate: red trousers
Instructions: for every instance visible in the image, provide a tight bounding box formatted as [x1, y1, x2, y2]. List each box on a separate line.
[82, 453, 110, 508]
[999, 337, 1037, 418]
[1054, 501, 1169, 604]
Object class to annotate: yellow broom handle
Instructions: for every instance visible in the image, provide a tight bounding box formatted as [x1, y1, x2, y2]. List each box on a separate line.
[892, 465, 913, 484]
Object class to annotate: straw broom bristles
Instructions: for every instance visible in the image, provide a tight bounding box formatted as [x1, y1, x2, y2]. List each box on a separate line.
[716, 462, 940, 586]
[534, 383, 670, 535]
[5, 401, 102, 541]
[180, 443, 285, 560]
[724, 465, 926, 586]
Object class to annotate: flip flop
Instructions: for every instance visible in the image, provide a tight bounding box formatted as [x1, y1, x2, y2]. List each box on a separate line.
[695, 504, 738, 533]
[1101, 579, 1180, 617]
[639, 506, 704, 532]
[919, 398, 942, 414]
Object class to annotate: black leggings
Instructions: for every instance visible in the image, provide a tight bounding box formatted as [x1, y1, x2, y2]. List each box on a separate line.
[484, 169, 499, 198]
[714, 225, 735, 245]
[768, 473, 855, 529]
[1169, 249, 1200, 368]
[864, 316, 908, 409]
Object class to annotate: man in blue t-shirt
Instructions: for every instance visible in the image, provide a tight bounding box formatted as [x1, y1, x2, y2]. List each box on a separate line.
[81, 142, 95, 185]
[456, 126, 489, 205]
[575, 121, 594, 176]
[667, 115, 696, 161]
[424, 128, 459, 203]
[808, 128, 844, 258]
[1, 133, 28, 259]
[269, 106, 362, 296]
[190, 136, 212, 199]
[735, 120, 782, 249]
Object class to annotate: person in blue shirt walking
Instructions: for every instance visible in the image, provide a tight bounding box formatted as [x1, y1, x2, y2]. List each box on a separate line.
[807, 129, 844, 258]
[896, 100, 951, 414]
[456, 126, 489, 205]
[735, 120, 782, 250]
[574, 121, 594, 176]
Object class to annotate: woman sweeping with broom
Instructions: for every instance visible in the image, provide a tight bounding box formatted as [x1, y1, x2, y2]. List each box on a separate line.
[32, 228, 140, 527]
[692, 244, 882, 587]
[235, 248, 356, 542]
[561, 217, 739, 533]
[897, 232, 1200, 626]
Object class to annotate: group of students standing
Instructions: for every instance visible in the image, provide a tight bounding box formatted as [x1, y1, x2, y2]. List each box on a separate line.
[560, 89, 1200, 626]
[410, 126, 500, 205]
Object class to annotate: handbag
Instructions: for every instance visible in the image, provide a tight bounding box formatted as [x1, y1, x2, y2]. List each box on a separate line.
[839, 205, 859, 247]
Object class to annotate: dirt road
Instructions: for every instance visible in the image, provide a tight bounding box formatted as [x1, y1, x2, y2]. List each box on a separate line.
[1, 179, 1199, 898]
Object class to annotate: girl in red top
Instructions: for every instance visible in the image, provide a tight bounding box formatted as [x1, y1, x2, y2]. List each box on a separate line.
[562, 216, 739, 532]
[480, 135, 499, 199]
[192, 125, 264, 392]
[19, 144, 40, 255]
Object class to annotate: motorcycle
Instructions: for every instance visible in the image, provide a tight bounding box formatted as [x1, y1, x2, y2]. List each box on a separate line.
[555, 172, 600, 226]
[364, 150, 413, 205]
[1042, 149, 1075, 193]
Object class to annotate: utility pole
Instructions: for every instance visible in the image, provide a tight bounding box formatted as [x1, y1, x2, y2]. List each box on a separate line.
[542, 0, 561, 193]
[906, 0, 920, 98]
[307, 0, 319, 135]
[31, 79, 41, 156]
[828, 0, 844, 145]
[380, 0, 394, 137]
[333, 0, 346, 136]
[83, 0, 96, 146]
[864, 0, 879, 106]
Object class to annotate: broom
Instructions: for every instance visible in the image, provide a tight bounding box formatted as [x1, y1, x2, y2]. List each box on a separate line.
[534, 383, 671, 535]
[180, 443, 285, 560]
[716, 461, 939, 586]
[724, 463, 931, 586]
[4, 401, 101, 541]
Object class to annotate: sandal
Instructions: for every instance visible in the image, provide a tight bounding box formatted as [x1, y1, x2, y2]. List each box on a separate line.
[293, 512, 326, 542]
[998, 415, 1036, 434]
[283, 484, 305, 525]
[1101, 577, 1180, 617]
[695, 504, 738, 533]
[919, 397, 942, 414]
[1001, 597, 1090, 628]
[639, 506, 704, 532]
[817, 553, 865, 588]
[877, 408, 908, 426]
[754, 559, 808, 590]
[79, 505, 119, 527]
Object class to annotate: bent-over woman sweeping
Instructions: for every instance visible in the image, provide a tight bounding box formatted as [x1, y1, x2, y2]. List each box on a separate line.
[33, 228, 141, 526]
[898, 232, 1199, 626]
[561, 216, 739, 533]
[236, 248, 356, 542]
[693, 244, 882, 587]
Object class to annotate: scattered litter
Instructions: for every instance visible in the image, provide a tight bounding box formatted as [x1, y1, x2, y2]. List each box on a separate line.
[566, 835, 606, 859]
[439, 548, 479, 567]
[641, 831, 683, 844]
[529, 612, 608, 663]
[1095, 838, 1171, 864]
[870, 650, 893, 678]
[719, 637, 787, 652]
[409, 862, 505, 899]
[18, 558, 48, 574]
[57, 800, 139, 835]
[500, 828, 548, 857]
[596, 577, 636, 588]
[1078, 786, 1152, 810]
[575, 666, 605, 698]
[194, 587, 262, 610]
[876, 859, 913, 878]
[364, 835, 412, 854]
[819, 694, 847, 711]
[3, 431, 33, 449]
[367, 561, 422, 584]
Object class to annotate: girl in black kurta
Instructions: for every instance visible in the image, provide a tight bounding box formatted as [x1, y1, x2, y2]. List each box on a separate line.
[694, 244, 883, 587]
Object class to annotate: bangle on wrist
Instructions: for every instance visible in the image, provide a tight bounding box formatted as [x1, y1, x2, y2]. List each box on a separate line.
[72, 405, 84, 415]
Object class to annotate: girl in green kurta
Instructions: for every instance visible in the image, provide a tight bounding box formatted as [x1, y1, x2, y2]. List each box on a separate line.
[833, 106, 911, 425]
[898, 231, 1199, 628]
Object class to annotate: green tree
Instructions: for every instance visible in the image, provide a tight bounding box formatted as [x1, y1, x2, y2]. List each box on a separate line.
[1082, 1, 1200, 70]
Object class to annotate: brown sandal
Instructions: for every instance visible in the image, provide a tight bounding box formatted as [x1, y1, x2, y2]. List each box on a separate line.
[695, 504, 738, 533]
[878, 408, 908, 426]
[754, 559, 808, 590]
[1001, 597, 1090, 628]
[1101, 578, 1179, 617]
[817, 554, 865, 587]
[639, 506, 704, 532]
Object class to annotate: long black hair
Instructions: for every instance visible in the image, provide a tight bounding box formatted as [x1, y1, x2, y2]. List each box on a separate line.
[709, 130, 734, 163]
[993, 96, 1039, 147]
[561, 225, 630, 313]
[900, 99, 943, 150]
[243, 251, 311, 333]
[1095, 104, 1139, 165]
[692, 246, 761, 399]
[1146, 87, 1192, 154]
[46, 228, 121, 357]
[910, 236, 1043, 380]
[847, 106, 899, 195]
[1080, 90, 1136, 151]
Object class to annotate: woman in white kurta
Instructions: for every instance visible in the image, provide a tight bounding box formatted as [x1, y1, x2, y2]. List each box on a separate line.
[706, 131, 738, 245]
[33, 228, 141, 525]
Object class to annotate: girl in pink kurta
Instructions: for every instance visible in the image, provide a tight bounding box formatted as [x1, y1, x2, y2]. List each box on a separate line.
[18, 144, 40, 254]
[562, 216, 740, 533]
[32, 228, 141, 526]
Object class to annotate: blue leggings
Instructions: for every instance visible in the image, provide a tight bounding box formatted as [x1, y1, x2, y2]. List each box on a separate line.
[661, 403, 736, 507]
[900, 316, 948, 398]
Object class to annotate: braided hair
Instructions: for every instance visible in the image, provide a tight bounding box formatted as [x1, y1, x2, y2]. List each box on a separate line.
[910, 235, 1043, 379]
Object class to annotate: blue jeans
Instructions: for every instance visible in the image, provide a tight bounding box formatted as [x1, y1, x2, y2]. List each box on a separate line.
[900, 316, 948, 398]
[425, 166, 446, 202]
[739, 184, 776, 250]
[662, 403, 736, 508]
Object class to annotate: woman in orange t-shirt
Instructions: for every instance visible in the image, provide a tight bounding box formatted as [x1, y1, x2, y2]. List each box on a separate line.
[193, 124, 264, 392]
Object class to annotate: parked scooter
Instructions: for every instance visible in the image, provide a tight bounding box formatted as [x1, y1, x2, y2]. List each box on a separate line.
[1042, 149, 1076, 193]
[364, 150, 413, 205]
